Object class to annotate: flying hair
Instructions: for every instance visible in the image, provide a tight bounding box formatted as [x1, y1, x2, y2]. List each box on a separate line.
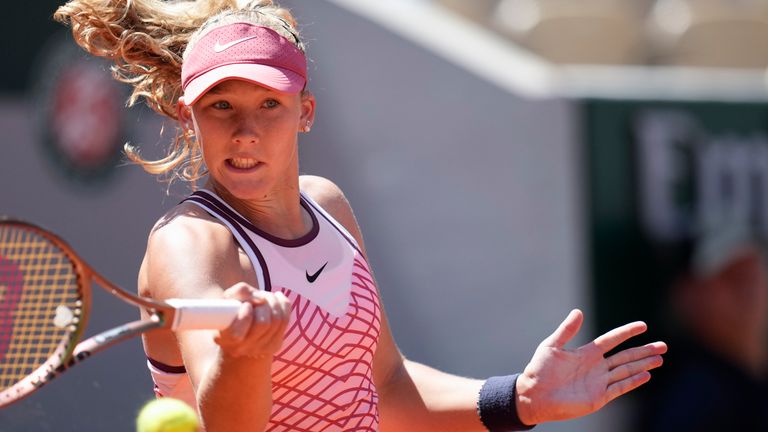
[53, 0, 304, 185]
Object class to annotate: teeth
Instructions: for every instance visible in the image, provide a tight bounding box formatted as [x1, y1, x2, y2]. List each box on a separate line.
[230, 158, 258, 169]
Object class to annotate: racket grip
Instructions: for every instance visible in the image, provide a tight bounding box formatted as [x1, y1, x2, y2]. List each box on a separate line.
[165, 299, 243, 330]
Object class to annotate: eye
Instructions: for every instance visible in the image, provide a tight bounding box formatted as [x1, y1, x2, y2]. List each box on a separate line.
[263, 99, 280, 109]
[212, 100, 232, 110]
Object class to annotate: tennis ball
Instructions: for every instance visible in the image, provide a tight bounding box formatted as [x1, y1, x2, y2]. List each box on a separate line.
[136, 397, 199, 432]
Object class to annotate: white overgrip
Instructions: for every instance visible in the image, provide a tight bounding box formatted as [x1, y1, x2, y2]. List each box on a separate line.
[165, 299, 242, 330]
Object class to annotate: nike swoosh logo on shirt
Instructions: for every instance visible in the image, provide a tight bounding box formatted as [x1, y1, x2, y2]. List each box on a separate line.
[213, 35, 262, 53]
[306, 262, 328, 283]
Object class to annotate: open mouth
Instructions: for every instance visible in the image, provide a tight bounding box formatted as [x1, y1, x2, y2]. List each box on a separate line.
[227, 158, 260, 170]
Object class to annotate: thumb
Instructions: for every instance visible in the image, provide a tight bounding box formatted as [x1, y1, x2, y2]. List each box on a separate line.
[541, 309, 583, 348]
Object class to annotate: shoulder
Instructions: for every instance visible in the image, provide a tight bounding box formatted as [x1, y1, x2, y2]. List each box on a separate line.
[299, 175, 350, 215]
[148, 202, 230, 250]
[141, 201, 242, 297]
[299, 175, 366, 251]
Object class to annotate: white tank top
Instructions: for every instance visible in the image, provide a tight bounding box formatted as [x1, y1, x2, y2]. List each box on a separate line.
[148, 189, 382, 431]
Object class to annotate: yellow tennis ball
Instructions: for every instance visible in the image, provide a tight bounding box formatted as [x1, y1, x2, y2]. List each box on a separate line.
[136, 398, 199, 432]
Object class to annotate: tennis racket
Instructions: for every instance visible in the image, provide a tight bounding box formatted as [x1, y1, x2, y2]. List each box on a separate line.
[0, 218, 242, 408]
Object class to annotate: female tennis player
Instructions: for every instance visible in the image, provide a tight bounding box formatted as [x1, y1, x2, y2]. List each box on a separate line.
[55, 1, 666, 430]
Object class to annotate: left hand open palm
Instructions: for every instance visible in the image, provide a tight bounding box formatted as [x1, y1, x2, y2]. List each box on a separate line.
[515, 309, 667, 425]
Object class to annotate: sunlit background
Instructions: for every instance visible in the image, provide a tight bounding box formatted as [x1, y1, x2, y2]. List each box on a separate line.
[2, 0, 767, 430]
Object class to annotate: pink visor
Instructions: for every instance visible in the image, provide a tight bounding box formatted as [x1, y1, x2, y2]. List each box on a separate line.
[181, 23, 307, 105]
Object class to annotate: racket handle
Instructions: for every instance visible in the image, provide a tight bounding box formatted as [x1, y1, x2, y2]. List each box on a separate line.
[165, 299, 243, 330]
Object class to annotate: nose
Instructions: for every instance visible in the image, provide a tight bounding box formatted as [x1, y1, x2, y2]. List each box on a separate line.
[232, 113, 260, 145]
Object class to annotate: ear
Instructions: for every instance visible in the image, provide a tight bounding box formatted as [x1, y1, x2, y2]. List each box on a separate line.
[177, 97, 194, 129]
[299, 90, 316, 133]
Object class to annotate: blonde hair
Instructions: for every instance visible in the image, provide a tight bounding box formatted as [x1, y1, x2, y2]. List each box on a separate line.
[54, 0, 304, 184]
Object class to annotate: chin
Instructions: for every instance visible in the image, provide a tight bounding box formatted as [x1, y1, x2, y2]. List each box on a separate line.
[228, 184, 271, 200]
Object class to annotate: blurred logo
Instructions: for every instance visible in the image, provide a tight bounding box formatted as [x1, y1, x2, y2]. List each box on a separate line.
[635, 110, 768, 241]
[31, 35, 128, 185]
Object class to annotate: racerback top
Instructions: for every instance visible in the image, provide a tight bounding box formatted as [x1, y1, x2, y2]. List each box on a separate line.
[148, 189, 382, 431]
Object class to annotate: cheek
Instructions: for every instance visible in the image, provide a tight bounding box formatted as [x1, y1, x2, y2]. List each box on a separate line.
[193, 115, 217, 135]
[194, 117, 232, 147]
[261, 115, 300, 143]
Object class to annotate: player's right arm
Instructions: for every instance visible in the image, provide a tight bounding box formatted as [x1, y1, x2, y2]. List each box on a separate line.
[141, 204, 290, 431]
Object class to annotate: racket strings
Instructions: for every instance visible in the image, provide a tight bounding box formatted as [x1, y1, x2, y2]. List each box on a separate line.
[0, 225, 82, 391]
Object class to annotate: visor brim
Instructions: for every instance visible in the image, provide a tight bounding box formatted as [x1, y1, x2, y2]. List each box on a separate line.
[183, 63, 306, 105]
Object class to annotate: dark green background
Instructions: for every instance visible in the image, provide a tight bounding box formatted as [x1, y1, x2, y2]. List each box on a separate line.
[586, 99, 768, 338]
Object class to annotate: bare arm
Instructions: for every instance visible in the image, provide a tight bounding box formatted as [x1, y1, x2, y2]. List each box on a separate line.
[300, 175, 667, 431]
[143, 206, 290, 431]
[376, 325, 487, 431]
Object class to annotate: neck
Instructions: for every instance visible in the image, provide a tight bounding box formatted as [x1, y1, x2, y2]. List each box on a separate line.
[207, 180, 312, 240]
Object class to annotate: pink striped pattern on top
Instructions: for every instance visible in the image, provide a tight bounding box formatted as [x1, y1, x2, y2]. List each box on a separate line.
[269, 257, 381, 431]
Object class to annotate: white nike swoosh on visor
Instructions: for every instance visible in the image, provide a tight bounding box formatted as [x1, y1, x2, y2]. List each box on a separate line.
[213, 35, 262, 53]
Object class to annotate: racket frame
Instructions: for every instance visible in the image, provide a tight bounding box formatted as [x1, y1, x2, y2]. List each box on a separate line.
[0, 219, 232, 408]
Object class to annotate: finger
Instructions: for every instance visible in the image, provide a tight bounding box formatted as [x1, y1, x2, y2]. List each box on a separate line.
[253, 301, 272, 326]
[606, 342, 668, 369]
[608, 355, 663, 384]
[252, 305, 289, 355]
[215, 302, 253, 344]
[223, 283, 268, 306]
[246, 311, 272, 340]
[592, 321, 647, 354]
[606, 371, 651, 403]
[262, 293, 277, 316]
[274, 291, 292, 320]
[264, 293, 289, 332]
[263, 309, 290, 353]
[249, 289, 270, 305]
[223, 283, 256, 301]
[541, 309, 583, 348]
[238, 304, 276, 357]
